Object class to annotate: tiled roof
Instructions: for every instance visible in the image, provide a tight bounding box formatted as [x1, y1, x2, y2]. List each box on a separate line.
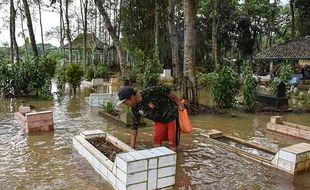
[63, 33, 107, 50]
[255, 37, 310, 60]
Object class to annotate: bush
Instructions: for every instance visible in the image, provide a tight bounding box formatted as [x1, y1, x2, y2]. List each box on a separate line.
[241, 63, 256, 112]
[0, 56, 53, 99]
[212, 66, 240, 108]
[66, 63, 84, 94]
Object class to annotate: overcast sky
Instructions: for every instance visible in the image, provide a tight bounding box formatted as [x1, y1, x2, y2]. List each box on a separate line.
[0, 0, 289, 48]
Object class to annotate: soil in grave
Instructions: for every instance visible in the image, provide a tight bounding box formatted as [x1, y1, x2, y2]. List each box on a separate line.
[87, 137, 124, 162]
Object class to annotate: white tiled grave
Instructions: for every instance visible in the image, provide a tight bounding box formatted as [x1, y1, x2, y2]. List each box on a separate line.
[86, 93, 117, 107]
[271, 142, 310, 174]
[73, 130, 177, 190]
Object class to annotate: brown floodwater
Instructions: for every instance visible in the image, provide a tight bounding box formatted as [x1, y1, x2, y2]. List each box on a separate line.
[0, 87, 310, 190]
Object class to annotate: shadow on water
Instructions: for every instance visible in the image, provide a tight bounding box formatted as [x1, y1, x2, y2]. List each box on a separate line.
[0, 87, 310, 189]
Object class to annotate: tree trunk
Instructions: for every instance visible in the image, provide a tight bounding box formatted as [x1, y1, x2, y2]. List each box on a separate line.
[211, 0, 219, 70]
[183, 0, 197, 104]
[94, 0, 127, 78]
[19, 5, 29, 57]
[22, 0, 38, 57]
[65, 0, 72, 63]
[167, 0, 180, 83]
[38, 0, 44, 54]
[82, 0, 88, 71]
[10, 0, 19, 64]
[59, 0, 64, 50]
[290, 0, 295, 39]
[154, 0, 160, 65]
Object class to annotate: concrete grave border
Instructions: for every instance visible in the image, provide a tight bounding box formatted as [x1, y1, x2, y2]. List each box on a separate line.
[14, 107, 54, 133]
[267, 116, 310, 140]
[72, 130, 177, 190]
[203, 129, 310, 174]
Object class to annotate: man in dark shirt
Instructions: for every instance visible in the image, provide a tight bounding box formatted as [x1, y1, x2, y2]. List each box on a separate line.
[117, 86, 184, 150]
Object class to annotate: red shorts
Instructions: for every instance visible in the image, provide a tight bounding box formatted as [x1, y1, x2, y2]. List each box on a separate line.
[154, 120, 180, 148]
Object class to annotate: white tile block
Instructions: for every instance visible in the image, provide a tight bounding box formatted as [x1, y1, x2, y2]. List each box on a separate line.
[278, 158, 295, 172]
[117, 167, 147, 185]
[148, 148, 166, 157]
[158, 166, 176, 178]
[158, 155, 177, 168]
[138, 150, 158, 169]
[127, 160, 148, 174]
[107, 170, 117, 186]
[148, 169, 157, 190]
[157, 176, 175, 189]
[279, 150, 296, 163]
[80, 130, 106, 139]
[99, 162, 108, 177]
[116, 153, 148, 174]
[155, 147, 176, 155]
[116, 179, 126, 190]
[127, 182, 147, 190]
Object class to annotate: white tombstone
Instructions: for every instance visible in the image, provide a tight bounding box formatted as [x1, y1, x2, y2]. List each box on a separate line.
[160, 69, 172, 79]
[92, 78, 104, 86]
[271, 143, 310, 174]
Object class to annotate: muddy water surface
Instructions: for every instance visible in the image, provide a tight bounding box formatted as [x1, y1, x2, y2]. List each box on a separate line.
[1, 89, 310, 190]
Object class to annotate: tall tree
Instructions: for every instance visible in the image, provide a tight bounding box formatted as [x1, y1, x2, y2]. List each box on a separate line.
[10, 0, 19, 63]
[22, 0, 38, 57]
[211, 0, 219, 70]
[183, 0, 197, 104]
[290, 0, 296, 38]
[35, 0, 45, 54]
[65, 0, 72, 63]
[81, 0, 88, 70]
[295, 0, 310, 37]
[94, 0, 126, 78]
[154, 0, 160, 65]
[167, 0, 180, 83]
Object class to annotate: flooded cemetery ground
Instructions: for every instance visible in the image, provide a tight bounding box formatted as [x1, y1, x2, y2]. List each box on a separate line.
[1, 88, 310, 189]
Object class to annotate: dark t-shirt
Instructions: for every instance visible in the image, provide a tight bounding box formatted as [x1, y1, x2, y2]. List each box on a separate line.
[131, 86, 178, 130]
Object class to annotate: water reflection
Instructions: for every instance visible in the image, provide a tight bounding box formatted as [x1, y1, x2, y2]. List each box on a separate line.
[0, 87, 310, 189]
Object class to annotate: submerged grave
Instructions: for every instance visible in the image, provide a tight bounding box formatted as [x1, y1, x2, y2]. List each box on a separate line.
[73, 130, 177, 190]
[203, 129, 310, 174]
[267, 116, 310, 140]
[14, 106, 54, 133]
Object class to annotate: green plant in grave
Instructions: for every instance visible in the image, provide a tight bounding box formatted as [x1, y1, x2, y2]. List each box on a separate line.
[213, 66, 240, 108]
[270, 63, 294, 95]
[101, 101, 117, 115]
[241, 63, 256, 112]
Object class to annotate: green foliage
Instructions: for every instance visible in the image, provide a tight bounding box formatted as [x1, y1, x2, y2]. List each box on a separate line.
[65, 63, 84, 93]
[84, 64, 108, 81]
[101, 101, 117, 115]
[55, 62, 67, 90]
[295, 0, 310, 37]
[241, 63, 256, 112]
[270, 63, 294, 95]
[126, 48, 147, 83]
[84, 65, 95, 81]
[0, 56, 53, 99]
[197, 71, 219, 91]
[95, 64, 108, 78]
[142, 50, 162, 88]
[213, 66, 240, 108]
